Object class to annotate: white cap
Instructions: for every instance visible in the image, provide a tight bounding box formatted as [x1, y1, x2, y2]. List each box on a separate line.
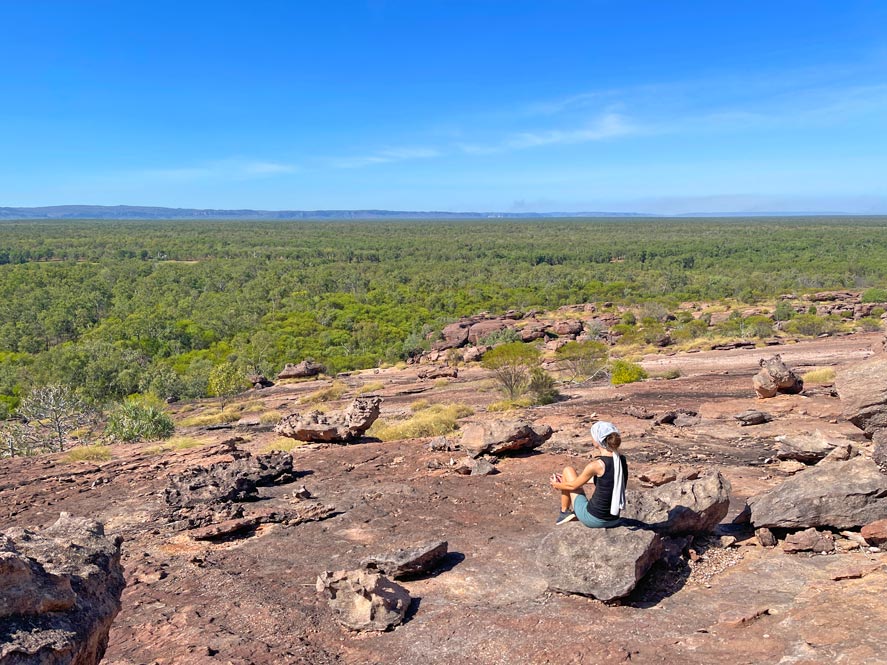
[590, 421, 620, 446]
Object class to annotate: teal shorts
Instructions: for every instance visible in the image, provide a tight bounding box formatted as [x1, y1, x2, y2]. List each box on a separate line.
[573, 494, 621, 528]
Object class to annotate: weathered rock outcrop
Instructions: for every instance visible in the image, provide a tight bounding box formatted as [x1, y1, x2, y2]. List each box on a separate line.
[467, 320, 509, 345]
[434, 322, 470, 350]
[783, 528, 835, 553]
[774, 432, 837, 463]
[418, 366, 458, 380]
[360, 541, 449, 579]
[734, 409, 772, 426]
[164, 449, 295, 512]
[536, 525, 663, 601]
[746, 457, 887, 529]
[458, 420, 553, 457]
[753, 354, 803, 398]
[0, 514, 125, 665]
[861, 519, 887, 546]
[161, 445, 323, 536]
[621, 471, 732, 535]
[836, 355, 887, 435]
[277, 360, 325, 379]
[275, 396, 381, 443]
[316, 569, 412, 631]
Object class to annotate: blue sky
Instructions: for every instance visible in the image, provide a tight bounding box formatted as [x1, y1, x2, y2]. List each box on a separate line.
[1, 1, 886, 214]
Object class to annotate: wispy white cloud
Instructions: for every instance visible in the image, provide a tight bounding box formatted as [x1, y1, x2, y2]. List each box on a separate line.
[137, 158, 300, 182]
[330, 147, 441, 169]
[457, 112, 638, 155]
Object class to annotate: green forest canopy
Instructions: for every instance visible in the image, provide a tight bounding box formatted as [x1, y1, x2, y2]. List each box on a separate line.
[1, 216, 886, 406]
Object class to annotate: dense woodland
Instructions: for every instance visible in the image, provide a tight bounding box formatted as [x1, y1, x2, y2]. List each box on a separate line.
[1, 217, 886, 413]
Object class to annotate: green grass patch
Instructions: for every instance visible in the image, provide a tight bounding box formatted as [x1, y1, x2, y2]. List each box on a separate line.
[368, 403, 474, 441]
[64, 445, 112, 463]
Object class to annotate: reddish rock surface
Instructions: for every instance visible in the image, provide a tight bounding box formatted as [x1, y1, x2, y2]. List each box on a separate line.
[1, 333, 886, 664]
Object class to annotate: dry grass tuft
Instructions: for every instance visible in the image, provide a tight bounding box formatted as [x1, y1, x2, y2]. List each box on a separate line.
[64, 445, 112, 463]
[487, 397, 534, 412]
[368, 403, 474, 441]
[144, 436, 204, 455]
[801, 367, 836, 384]
[179, 405, 243, 427]
[261, 437, 304, 453]
[298, 381, 349, 405]
[357, 381, 385, 395]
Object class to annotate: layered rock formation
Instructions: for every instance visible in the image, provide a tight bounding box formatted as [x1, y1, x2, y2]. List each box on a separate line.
[0, 514, 125, 665]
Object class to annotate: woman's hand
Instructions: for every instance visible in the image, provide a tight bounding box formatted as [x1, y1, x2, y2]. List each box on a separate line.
[549, 472, 563, 489]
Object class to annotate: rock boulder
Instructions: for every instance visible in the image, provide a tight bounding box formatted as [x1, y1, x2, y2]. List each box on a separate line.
[746, 457, 887, 529]
[0, 514, 125, 665]
[621, 471, 732, 535]
[277, 360, 325, 380]
[536, 525, 663, 601]
[316, 569, 412, 631]
[752, 354, 803, 399]
[836, 355, 887, 435]
[774, 432, 836, 463]
[275, 397, 382, 443]
[360, 541, 448, 579]
[458, 420, 553, 457]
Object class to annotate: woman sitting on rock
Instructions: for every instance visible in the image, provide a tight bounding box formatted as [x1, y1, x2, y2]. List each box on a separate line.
[550, 421, 627, 527]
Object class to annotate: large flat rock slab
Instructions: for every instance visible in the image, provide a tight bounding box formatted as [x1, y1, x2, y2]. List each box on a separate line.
[535, 525, 663, 601]
[747, 457, 887, 529]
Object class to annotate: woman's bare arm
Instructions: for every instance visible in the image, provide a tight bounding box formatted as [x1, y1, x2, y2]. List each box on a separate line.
[552, 460, 603, 491]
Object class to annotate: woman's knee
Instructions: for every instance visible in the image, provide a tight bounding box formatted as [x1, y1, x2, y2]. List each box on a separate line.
[562, 465, 578, 480]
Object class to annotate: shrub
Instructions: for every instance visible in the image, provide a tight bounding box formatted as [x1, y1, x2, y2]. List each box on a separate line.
[105, 398, 175, 443]
[740, 315, 773, 339]
[671, 319, 709, 342]
[620, 311, 637, 326]
[610, 359, 648, 385]
[773, 301, 795, 322]
[64, 444, 112, 463]
[859, 316, 883, 332]
[555, 340, 609, 381]
[410, 399, 430, 411]
[861, 288, 887, 303]
[784, 314, 835, 337]
[481, 342, 540, 400]
[801, 368, 836, 384]
[871, 307, 885, 318]
[16, 384, 96, 453]
[368, 403, 474, 441]
[207, 361, 251, 400]
[528, 368, 559, 404]
[477, 327, 521, 346]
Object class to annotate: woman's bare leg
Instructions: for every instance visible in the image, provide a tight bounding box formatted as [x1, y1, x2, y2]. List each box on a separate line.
[561, 465, 579, 512]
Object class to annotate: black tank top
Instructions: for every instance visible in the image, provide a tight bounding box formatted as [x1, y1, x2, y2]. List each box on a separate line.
[590, 455, 628, 520]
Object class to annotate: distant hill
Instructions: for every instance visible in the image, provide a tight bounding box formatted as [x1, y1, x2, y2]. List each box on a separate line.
[0, 205, 654, 220]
